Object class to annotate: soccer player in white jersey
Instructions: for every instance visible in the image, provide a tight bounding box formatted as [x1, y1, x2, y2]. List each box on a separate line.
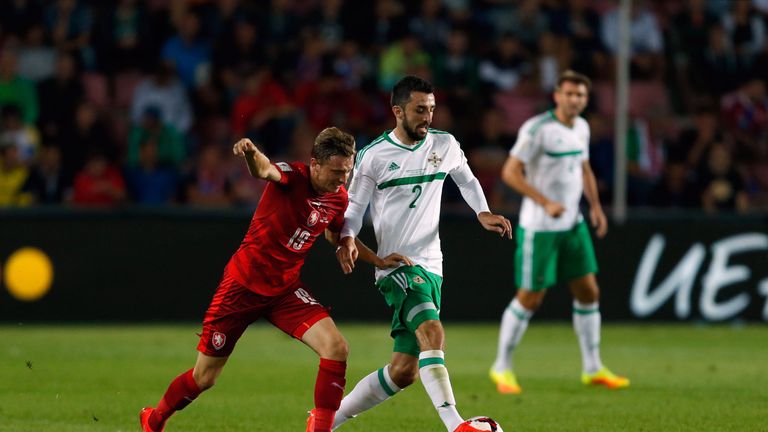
[489, 70, 629, 394]
[323, 75, 512, 432]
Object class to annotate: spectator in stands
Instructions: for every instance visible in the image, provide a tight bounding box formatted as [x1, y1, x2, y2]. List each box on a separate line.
[127, 105, 185, 170]
[95, 0, 151, 74]
[230, 66, 294, 156]
[699, 143, 749, 213]
[478, 33, 532, 93]
[0, 141, 32, 206]
[161, 9, 210, 89]
[650, 145, 700, 210]
[0, 0, 44, 44]
[59, 100, 115, 184]
[332, 39, 373, 90]
[378, 32, 430, 91]
[16, 24, 57, 83]
[44, 0, 94, 69]
[0, 49, 38, 125]
[676, 106, 721, 172]
[130, 61, 192, 134]
[431, 27, 479, 125]
[669, 0, 720, 111]
[352, 0, 407, 52]
[600, 0, 664, 80]
[408, 0, 450, 52]
[125, 138, 178, 206]
[0, 104, 39, 164]
[22, 144, 69, 204]
[468, 107, 516, 209]
[721, 78, 768, 145]
[490, 0, 548, 51]
[211, 16, 265, 104]
[549, 0, 605, 78]
[691, 24, 750, 97]
[36, 51, 83, 146]
[71, 149, 126, 207]
[536, 32, 570, 93]
[722, 0, 766, 58]
[305, 0, 348, 51]
[181, 145, 233, 207]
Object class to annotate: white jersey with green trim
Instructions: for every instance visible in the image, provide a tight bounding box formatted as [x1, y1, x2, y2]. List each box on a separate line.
[342, 129, 473, 281]
[510, 110, 590, 231]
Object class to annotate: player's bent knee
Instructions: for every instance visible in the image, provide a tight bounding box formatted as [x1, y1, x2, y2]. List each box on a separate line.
[317, 334, 349, 360]
[389, 363, 418, 388]
[192, 368, 219, 391]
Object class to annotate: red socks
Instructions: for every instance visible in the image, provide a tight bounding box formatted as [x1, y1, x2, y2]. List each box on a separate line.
[147, 361, 345, 432]
[313, 358, 347, 432]
[150, 369, 202, 430]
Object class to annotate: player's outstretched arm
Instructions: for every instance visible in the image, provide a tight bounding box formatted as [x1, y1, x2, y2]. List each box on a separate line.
[232, 138, 281, 181]
[478, 212, 513, 239]
[501, 156, 565, 218]
[335, 236, 412, 274]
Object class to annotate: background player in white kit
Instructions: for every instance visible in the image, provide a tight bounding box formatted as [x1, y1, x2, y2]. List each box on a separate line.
[490, 70, 629, 394]
[330, 75, 512, 432]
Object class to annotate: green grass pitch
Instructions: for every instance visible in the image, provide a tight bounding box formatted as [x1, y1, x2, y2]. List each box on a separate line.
[2, 323, 767, 432]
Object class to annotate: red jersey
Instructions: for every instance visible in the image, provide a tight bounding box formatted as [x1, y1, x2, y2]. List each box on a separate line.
[225, 162, 348, 296]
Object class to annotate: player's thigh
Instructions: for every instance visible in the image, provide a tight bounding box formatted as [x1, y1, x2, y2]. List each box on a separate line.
[558, 221, 599, 283]
[266, 283, 330, 340]
[515, 226, 559, 291]
[301, 316, 348, 360]
[377, 266, 442, 357]
[568, 273, 599, 303]
[414, 319, 444, 351]
[197, 274, 268, 357]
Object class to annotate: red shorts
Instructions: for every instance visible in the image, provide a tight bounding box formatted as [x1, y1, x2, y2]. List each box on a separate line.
[197, 272, 329, 357]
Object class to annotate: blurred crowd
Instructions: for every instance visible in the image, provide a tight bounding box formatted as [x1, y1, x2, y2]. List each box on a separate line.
[0, 0, 767, 213]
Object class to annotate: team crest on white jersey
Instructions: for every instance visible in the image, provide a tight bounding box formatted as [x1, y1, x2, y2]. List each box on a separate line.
[427, 152, 442, 167]
[307, 210, 320, 226]
[212, 332, 226, 350]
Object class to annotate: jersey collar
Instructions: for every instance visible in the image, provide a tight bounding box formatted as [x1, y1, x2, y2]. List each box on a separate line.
[383, 129, 428, 152]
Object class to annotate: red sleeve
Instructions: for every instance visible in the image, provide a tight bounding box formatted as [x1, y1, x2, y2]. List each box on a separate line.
[272, 161, 305, 186]
[326, 191, 348, 233]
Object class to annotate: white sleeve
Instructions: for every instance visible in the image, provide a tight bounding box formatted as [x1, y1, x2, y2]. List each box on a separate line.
[510, 119, 537, 163]
[452, 164, 491, 215]
[341, 163, 376, 238]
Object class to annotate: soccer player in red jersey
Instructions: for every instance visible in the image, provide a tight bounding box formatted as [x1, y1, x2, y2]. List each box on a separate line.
[140, 127, 376, 432]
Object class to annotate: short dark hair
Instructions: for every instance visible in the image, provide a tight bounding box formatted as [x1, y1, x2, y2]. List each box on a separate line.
[557, 70, 592, 91]
[391, 75, 434, 107]
[312, 127, 356, 163]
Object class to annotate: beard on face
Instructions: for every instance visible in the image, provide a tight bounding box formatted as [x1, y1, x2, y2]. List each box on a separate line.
[402, 114, 428, 141]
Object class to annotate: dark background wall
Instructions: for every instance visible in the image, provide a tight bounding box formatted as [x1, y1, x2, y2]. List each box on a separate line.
[1, 209, 767, 322]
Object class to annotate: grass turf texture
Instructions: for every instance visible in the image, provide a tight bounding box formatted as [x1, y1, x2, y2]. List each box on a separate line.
[2, 323, 767, 432]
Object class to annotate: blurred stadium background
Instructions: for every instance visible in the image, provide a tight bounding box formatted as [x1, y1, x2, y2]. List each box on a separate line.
[1, 0, 767, 431]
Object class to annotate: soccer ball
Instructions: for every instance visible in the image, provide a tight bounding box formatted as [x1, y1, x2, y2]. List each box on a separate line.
[461, 416, 504, 432]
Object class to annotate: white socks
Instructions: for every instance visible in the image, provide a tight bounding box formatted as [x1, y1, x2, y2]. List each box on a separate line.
[419, 350, 463, 432]
[573, 300, 603, 373]
[492, 298, 533, 372]
[332, 365, 401, 430]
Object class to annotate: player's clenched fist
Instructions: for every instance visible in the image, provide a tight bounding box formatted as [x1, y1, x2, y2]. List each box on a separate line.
[233, 138, 257, 157]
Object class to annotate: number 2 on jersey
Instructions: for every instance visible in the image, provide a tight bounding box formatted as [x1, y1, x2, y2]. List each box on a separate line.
[287, 228, 311, 250]
[409, 185, 422, 208]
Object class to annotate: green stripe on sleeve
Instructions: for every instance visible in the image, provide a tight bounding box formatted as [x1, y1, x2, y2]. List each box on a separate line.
[377, 172, 447, 190]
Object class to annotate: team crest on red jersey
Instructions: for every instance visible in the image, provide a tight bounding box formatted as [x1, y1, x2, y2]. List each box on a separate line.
[212, 332, 226, 350]
[307, 210, 320, 226]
